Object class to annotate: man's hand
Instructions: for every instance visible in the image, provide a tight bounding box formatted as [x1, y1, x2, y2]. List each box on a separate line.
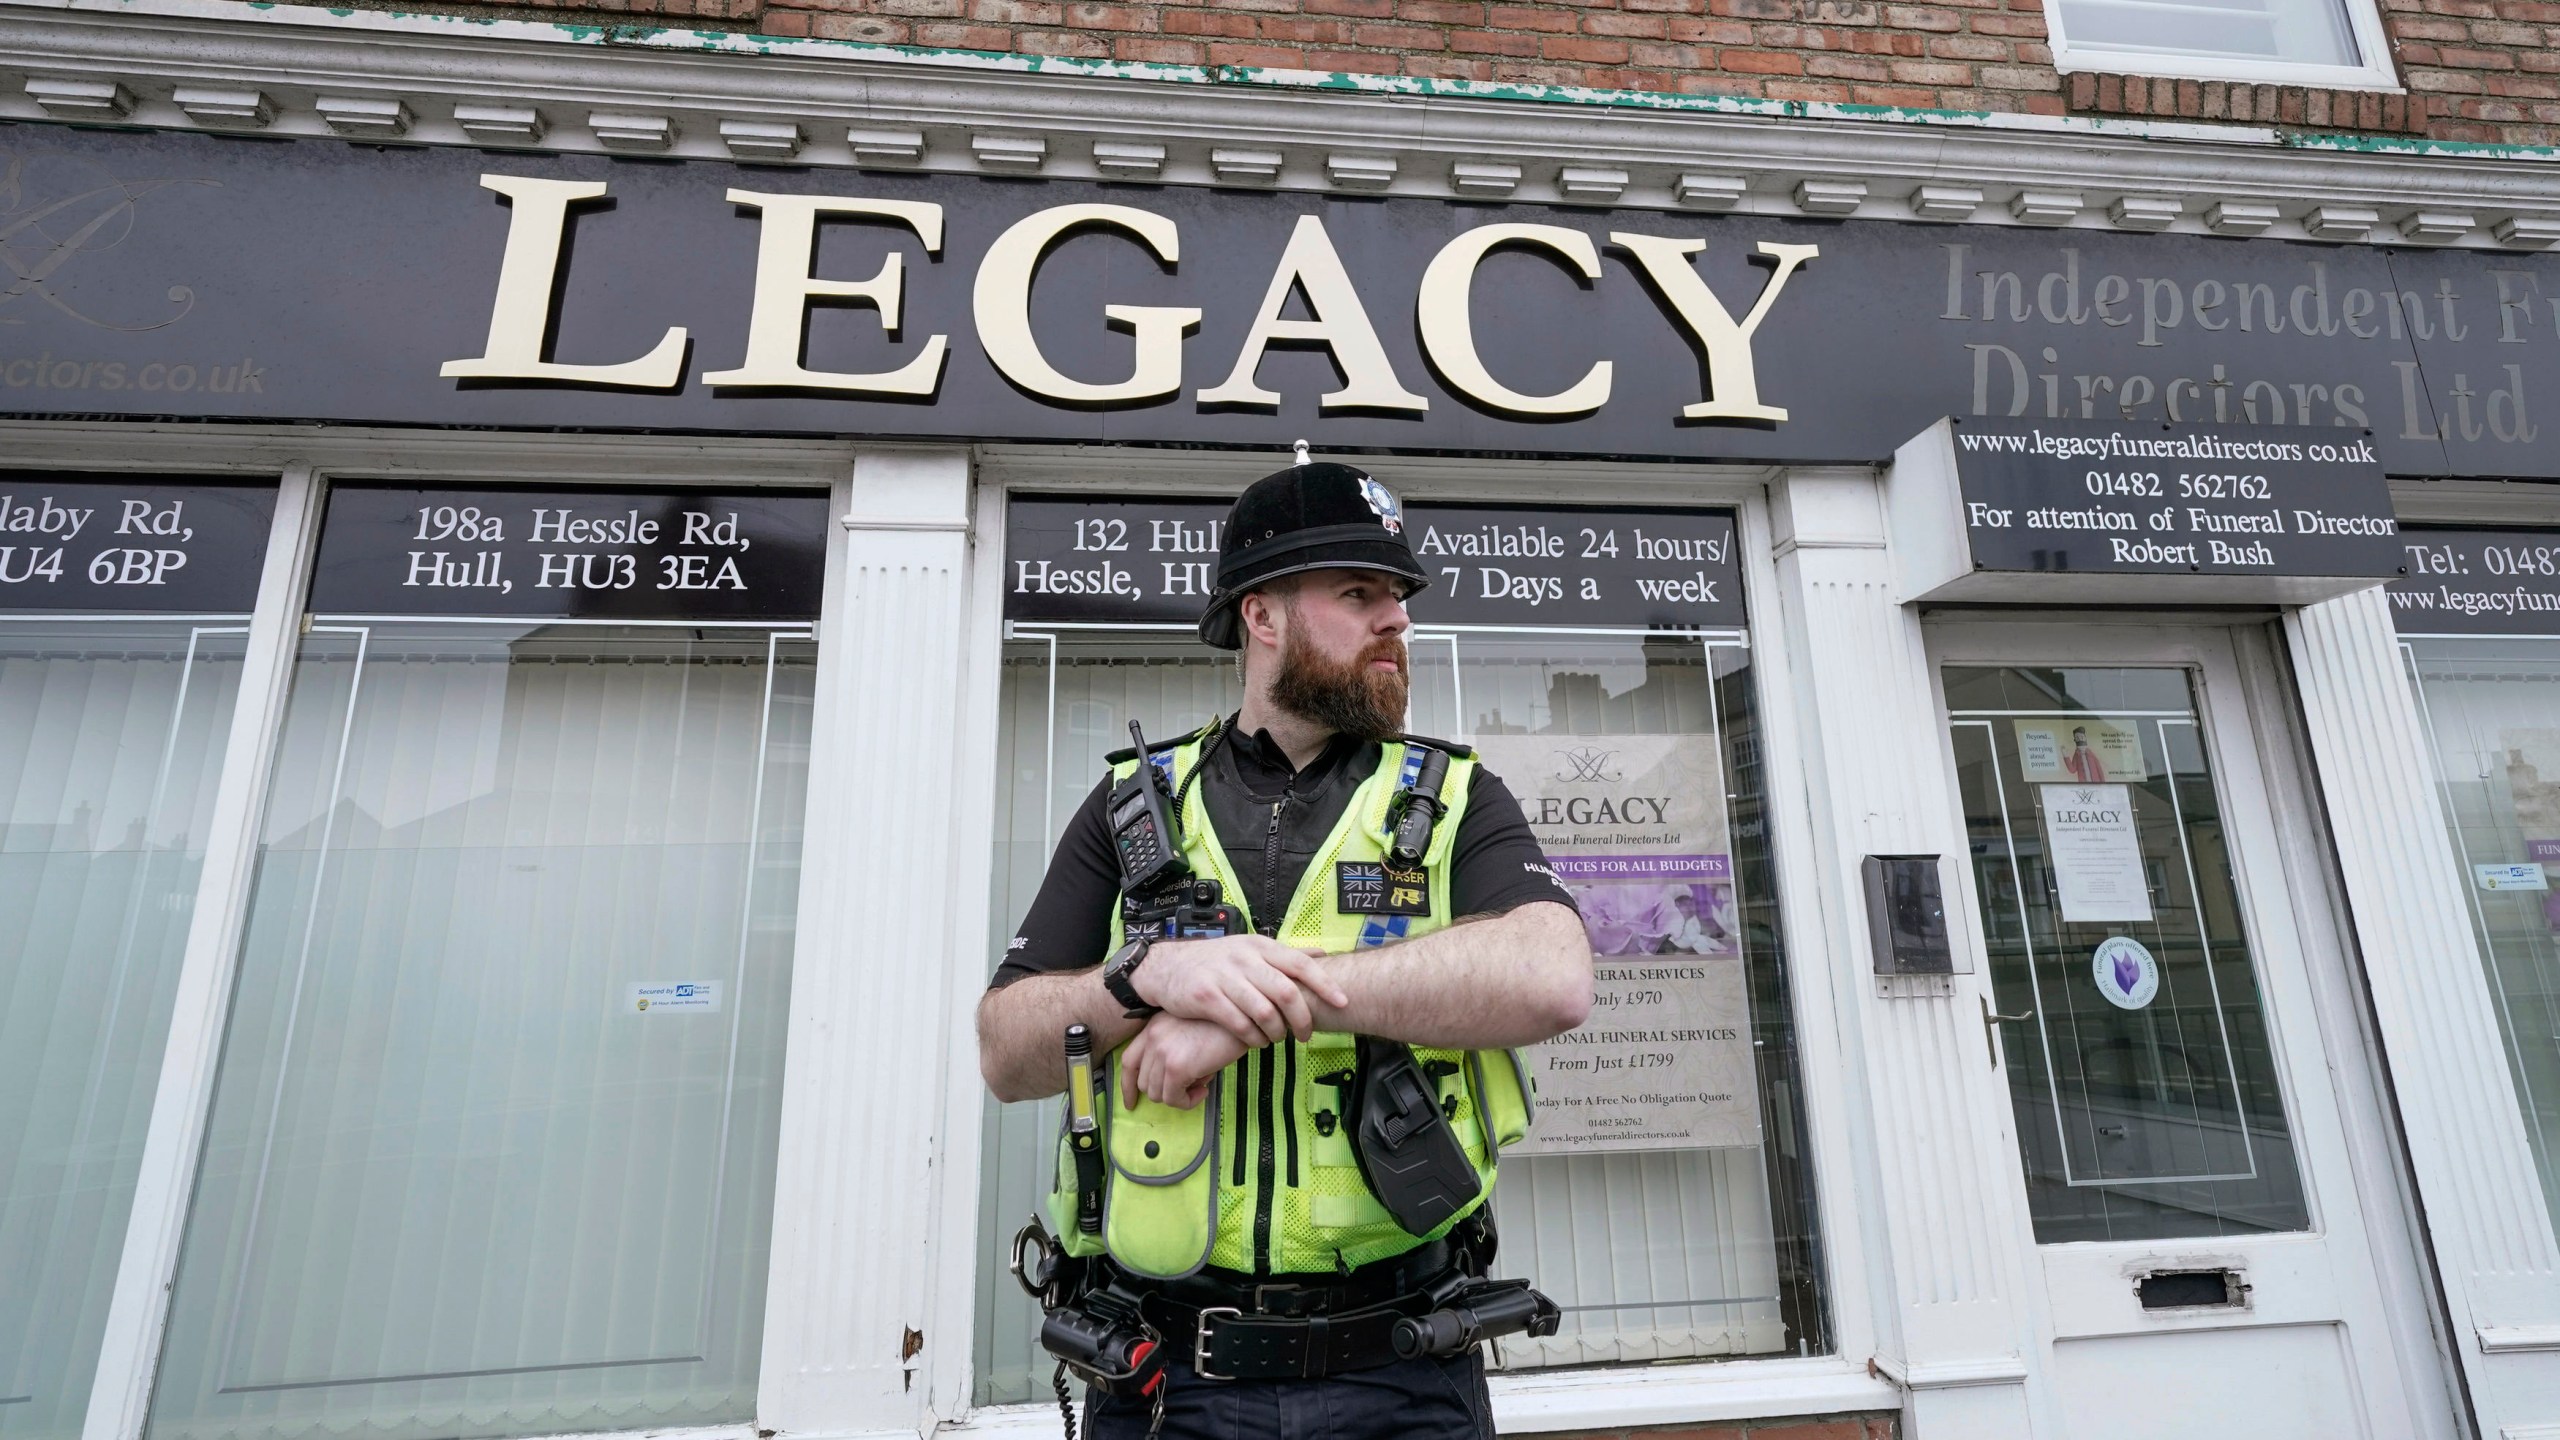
[1133, 933, 1349, 1049]
[1119, 1014, 1253, 1109]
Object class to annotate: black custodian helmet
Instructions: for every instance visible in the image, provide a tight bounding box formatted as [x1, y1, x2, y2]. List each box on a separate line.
[1199, 460, 1430, 650]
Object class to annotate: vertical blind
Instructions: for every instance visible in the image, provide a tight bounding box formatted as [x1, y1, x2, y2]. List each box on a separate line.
[146, 624, 814, 1440]
[972, 629, 1824, 1406]
[0, 621, 247, 1440]
[2404, 640, 2560, 1240]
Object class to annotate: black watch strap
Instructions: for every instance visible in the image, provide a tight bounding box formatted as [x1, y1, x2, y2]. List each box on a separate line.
[1103, 936, 1159, 1018]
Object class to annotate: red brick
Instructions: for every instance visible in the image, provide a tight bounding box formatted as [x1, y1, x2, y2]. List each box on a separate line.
[1851, 83, 1938, 103]
[1110, 34, 1198, 58]
[1489, 4, 1583, 28]
[1583, 9, 1673, 33]
[1753, 21, 1834, 44]
[1162, 7, 1257, 34]
[759, 9, 813, 35]
[2397, 39, 2445, 60]
[1630, 40, 1713, 63]
[2466, 17, 2545, 38]
[1749, 1422, 1869, 1440]
[914, 18, 1014, 41]
[1677, 70, 1760, 91]
[1806, 0, 1882, 19]
[1401, 53, 1497, 75]
[1453, 25, 1543, 50]
[1721, 45, 1806, 70]
[1929, 33, 2009, 57]
[2390, 13, 2472, 34]
[2408, 66, 2489, 89]
[1303, 45, 1375, 66]
[1351, 19, 1451, 43]
[973, 0, 1058, 20]
[2438, 43, 2521, 62]
[1305, 0, 1396, 15]
[1626, 0, 1711, 10]
[1018, 24, 1111, 51]
[1887, 56, 1972, 81]
[1545, 32, 1634, 57]
[1398, 0, 1487, 19]
[1763, 77, 1854, 98]
[1712, 0, 1797, 18]
[1812, 50, 1897, 77]
[1257, 16, 1353, 41]
[1205, 39, 1308, 63]
[1670, 14, 1757, 37]
[1968, 12, 2049, 33]
[2489, 72, 2560, 94]
[805, 12, 902, 37]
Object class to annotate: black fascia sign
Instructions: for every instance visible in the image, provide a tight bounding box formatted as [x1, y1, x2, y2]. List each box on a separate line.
[309, 487, 829, 621]
[1004, 496, 1743, 630]
[1899, 417, 2402, 604]
[2389, 527, 2560, 636]
[0, 475, 275, 612]
[9, 122, 2560, 479]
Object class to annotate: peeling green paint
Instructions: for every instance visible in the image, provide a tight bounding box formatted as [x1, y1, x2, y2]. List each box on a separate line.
[246, 0, 2560, 162]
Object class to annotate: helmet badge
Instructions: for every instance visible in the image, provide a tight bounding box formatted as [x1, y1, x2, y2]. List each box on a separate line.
[1357, 476, 1405, 536]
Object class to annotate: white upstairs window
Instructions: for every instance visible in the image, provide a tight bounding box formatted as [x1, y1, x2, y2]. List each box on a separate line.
[2047, 0, 2399, 90]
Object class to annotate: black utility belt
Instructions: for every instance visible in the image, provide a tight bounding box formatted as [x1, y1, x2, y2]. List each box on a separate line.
[1161, 1289, 1437, 1382]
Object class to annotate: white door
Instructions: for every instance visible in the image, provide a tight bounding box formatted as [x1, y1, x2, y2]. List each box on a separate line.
[1927, 619, 2426, 1440]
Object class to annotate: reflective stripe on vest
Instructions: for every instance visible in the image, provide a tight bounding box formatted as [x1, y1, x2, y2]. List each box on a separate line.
[1048, 732, 1535, 1278]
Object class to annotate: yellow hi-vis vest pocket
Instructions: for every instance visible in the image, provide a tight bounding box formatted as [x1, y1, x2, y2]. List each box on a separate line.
[1099, 1064, 1221, 1279]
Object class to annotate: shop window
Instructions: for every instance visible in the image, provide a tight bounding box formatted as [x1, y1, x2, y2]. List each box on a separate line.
[2044, 0, 2394, 88]
[144, 488, 824, 1440]
[1, 478, 273, 1440]
[2403, 635, 2560, 1237]
[971, 496, 1829, 1408]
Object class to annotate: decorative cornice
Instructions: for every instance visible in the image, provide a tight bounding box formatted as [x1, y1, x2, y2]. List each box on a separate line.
[2, 0, 2558, 249]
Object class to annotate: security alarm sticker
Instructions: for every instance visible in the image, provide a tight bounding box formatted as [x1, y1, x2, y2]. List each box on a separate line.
[626, 981, 721, 1014]
[2091, 937, 2160, 1011]
[1336, 861, 1431, 916]
[2475, 862, 2549, 892]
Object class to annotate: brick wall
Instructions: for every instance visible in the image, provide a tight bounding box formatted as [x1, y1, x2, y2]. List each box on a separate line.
[342, 0, 2557, 148]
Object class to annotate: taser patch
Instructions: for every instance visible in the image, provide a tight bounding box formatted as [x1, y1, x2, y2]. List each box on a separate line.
[1337, 861, 1431, 917]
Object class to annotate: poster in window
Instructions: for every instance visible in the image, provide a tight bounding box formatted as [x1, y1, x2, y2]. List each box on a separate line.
[1468, 733, 1760, 1155]
[2014, 716, 2148, 784]
[2498, 730, 2560, 931]
[2038, 783, 2154, 924]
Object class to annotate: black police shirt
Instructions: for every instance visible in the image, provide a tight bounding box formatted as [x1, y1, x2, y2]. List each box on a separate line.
[989, 723, 1578, 989]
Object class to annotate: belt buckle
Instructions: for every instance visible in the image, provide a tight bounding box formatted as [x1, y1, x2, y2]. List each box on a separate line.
[1193, 1306, 1241, 1382]
[1251, 1282, 1303, 1316]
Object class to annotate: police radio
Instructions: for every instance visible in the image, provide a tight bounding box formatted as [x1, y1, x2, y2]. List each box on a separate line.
[1108, 720, 1187, 897]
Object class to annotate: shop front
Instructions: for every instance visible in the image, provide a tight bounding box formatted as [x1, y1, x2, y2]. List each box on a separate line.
[6, 33, 2560, 1440]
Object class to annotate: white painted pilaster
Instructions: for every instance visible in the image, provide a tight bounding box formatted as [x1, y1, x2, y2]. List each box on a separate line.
[757, 449, 977, 1440]
[2287, 588, 2560, 1435]
[82, 464, 324, 1440]
[1766, 467, 2042, 1440]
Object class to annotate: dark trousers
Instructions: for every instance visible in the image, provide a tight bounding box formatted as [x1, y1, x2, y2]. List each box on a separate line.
[1082, 1351, 1495, 1440]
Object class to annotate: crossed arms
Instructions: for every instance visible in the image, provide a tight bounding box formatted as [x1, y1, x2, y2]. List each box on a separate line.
[976, 900, 1593, 1108]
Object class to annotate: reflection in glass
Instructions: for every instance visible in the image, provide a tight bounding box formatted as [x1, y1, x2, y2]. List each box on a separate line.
[972, 627, 1825, 1405]
[147, 624, 814, 1440]
[1, 620, 246, 1440]
[1947, 666, 2308, 1243]
[2404, 638, 2560, 1236]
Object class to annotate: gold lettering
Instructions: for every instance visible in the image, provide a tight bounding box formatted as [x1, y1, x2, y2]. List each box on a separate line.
[1197, 214, 1426, 413]
[1417, 223, 1611, 416]
[440, 175, 687, 390]
[973, 203, 1202, 405]
[1608, 235, 1817, 422]
[703, 191, 946, 394]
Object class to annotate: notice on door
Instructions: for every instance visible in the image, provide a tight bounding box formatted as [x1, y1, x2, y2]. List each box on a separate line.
[1472, 733, 1759, 1156]
[2040, 783, 2153, 924]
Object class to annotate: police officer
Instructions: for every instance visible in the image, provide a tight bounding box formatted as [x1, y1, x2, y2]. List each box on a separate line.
[979, 460, 1593, 1440]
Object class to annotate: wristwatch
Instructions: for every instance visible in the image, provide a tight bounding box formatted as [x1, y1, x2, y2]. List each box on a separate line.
[1102, 935, 1160, 1018]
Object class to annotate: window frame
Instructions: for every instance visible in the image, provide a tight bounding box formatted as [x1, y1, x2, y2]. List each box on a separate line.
[940, 446, 1893, 1432]
[2043, 0, 2403, 95]
[7, 423, 1896, 1440]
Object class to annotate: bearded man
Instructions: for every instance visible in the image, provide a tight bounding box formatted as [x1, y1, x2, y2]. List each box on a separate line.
[978, 460, 1593, 1440]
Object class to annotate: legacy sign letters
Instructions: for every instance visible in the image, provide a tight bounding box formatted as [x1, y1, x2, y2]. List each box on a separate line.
[6, 124, 2558, 475]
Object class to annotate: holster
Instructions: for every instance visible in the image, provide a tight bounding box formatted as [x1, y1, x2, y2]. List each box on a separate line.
[1348, 1035, 1484, 1237]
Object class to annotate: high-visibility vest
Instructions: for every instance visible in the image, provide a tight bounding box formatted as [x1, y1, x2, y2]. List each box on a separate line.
[1049, 729, 1536, 1278]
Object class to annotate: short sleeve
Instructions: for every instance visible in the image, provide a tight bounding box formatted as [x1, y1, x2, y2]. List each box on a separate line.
[1446, 767, 1579, 919]
[987, 776, 1123, 990]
